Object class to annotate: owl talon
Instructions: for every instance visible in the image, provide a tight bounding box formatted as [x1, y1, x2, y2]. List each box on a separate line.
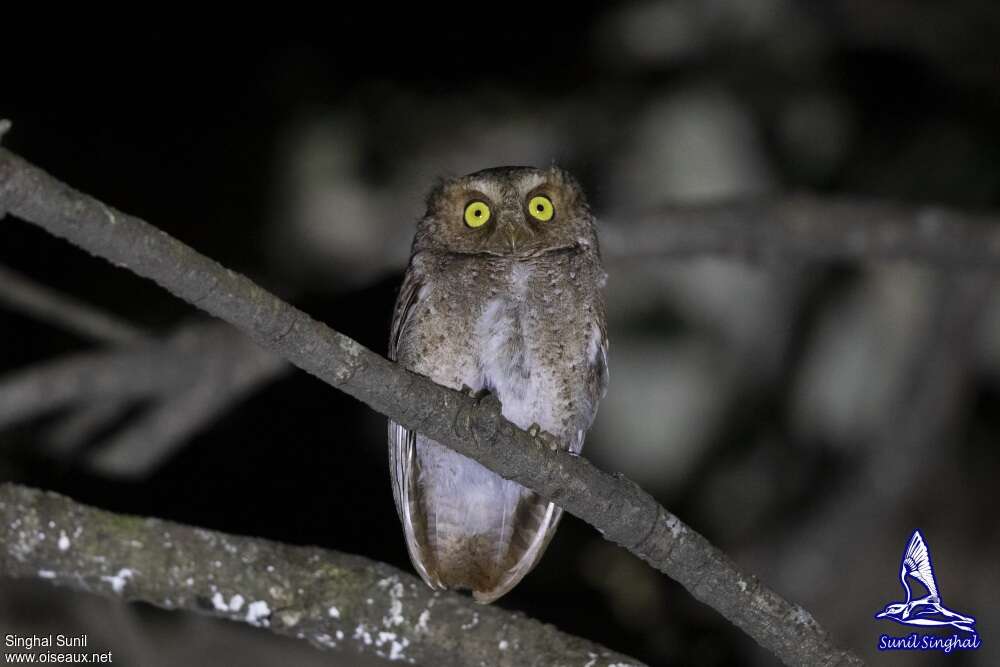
[527, 424, 560, 451]
[460, 384, 488, 399]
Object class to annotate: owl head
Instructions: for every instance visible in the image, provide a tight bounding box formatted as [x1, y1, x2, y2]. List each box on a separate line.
[413, 166, 598, 258]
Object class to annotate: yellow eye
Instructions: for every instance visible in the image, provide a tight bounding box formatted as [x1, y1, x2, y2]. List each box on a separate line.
[464, 201, 491, 228]
[528, 195, 554, 222]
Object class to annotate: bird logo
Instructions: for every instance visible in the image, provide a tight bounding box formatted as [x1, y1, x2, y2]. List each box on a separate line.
[875, 530, 976, 634]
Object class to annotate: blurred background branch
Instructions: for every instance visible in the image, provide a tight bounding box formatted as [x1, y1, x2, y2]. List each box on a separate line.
[744, 268, 993, 615]
[0, 265, 144, 345]
[602, 196, 1000, 267]
[0, 272, 290, 477]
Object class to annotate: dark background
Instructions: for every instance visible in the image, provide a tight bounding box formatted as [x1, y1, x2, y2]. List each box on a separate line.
[3, 5, 1000, 665]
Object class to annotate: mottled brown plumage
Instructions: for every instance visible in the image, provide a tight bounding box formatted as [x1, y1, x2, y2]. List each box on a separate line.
[388, 166, 608, 603]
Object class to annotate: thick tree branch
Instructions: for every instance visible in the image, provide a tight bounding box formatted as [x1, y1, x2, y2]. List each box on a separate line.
[601, 196, 1000, 267]
[0, 147, 861, 666]
[0, 483, 639, 667]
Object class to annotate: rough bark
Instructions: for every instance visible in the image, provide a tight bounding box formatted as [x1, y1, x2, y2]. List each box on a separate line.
[0, 483, 641, 667]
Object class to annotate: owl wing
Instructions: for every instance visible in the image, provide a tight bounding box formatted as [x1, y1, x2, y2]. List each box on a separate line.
[387, 267, 442, 588]
[589, 303, 610, 413]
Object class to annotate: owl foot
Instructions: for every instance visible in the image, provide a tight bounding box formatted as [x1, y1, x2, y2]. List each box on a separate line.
[528, 423, 560, 451]
[460, 384, 489, 399]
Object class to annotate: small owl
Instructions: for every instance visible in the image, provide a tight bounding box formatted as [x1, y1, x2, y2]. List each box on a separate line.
[388, 166, 608, 603]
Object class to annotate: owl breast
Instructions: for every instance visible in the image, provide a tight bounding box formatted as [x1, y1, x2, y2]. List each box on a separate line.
[473, 262, 570, 436]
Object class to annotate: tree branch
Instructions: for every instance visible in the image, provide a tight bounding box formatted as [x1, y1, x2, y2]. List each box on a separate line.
[601, 196, 1000, 267]
[0, 320, 289, 476]
[0, 345, 176, 430]
[0, 146, 861, 666]
[0, 483, 640, 667]
[0, 323, 263, 426]
[86, 326, 289, 476]
[0, 263, 290, 474]
[0, 264, 145, 345]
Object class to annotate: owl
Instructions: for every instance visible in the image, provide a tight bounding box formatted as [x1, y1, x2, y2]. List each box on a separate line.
[388, 166, 608, 603]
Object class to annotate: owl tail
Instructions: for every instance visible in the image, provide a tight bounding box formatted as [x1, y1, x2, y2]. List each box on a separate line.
[471, 500, 562, 604]
[390, 428, 564, 603]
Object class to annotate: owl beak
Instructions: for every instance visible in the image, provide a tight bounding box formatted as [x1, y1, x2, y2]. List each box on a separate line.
[503, 224, 521, 253]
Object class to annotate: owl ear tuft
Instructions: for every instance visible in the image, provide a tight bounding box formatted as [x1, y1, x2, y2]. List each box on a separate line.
[423, 178, 449, 212]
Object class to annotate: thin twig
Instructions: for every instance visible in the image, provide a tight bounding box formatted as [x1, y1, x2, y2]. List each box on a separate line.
[0, 262, 148, 454]
[0, 347, 178, 430]
[87, 328, 288, 476]
[0, 322, 235, 430]
[43, 399, 133, 456]
[0, 147, 862, 665]
[0, 264, 288, 472]
[0, 483, 642, 667]
[0, 264, 145, 345]
[0, 320, 288, 476]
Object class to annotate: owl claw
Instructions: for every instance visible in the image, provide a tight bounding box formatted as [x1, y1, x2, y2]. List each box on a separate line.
[528, 424, 560, 451]
[460, 384, 488, 399]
